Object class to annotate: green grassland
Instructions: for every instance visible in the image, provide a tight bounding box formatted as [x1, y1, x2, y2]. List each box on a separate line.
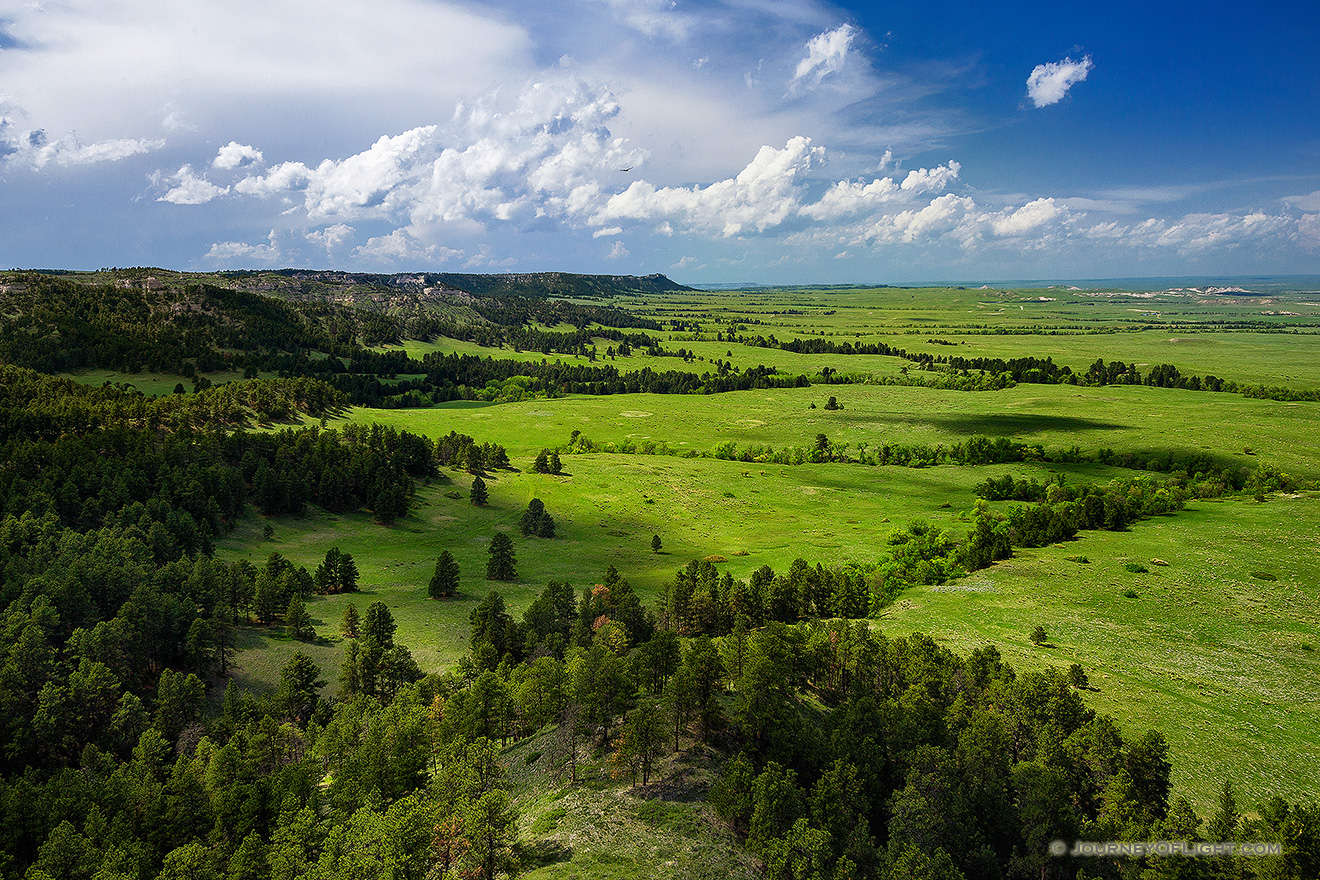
[63, 368, 267, 396]
[217, 447, 1318, 813]
[888, 492, 1320, 811]
[351, 382, 1320, 479]
[623, 285, 1320, 388]
[217, 454, 1119, 674]
[215, 282, 1320, 815]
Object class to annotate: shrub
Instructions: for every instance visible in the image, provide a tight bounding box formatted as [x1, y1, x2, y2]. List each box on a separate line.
[1125, 562, 1148, 573]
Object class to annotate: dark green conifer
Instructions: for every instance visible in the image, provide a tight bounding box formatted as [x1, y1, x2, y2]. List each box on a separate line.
[285, 597, 315, 641]
[430, 550, 460, 599]
[486, 533, 516, 581]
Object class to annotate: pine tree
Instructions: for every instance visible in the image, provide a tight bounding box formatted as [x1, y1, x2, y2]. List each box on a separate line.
[651, 534, 662, 553]
[533, 450, 550, 473]
[277, 653, 325, 723]
[212, 607, 235, 676]
[337, 552, 359, 592]
[430, 550, 460, 599]
[470, 475, 488, 506]
[486, 533, 517, 581]
[470, 592, 515, 661]
[549, 451, 562, 474]
[339, 640, 362, 696]
[285, 597, 315, 641]
[462, 790, 519, 880]
[226, 832, 269, 880]
[519, 498, 554, 537]
[373, 484, 408, 525]
[314, 547, 343, 593]
[537, 510, 555, 538]
[253, 570, 282, 625]
[613, 697, 667, 786]
[340, 603, 360, 639]
[362, 602, 397, 647]
[221, 679, 246, 728]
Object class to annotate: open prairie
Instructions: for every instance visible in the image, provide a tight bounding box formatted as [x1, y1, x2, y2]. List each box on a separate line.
[215, 283, 1320, 811]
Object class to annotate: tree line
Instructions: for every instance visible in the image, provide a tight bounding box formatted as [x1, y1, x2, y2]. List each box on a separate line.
[737, 328, 1320, 402]
[564, 428, 1267, 496]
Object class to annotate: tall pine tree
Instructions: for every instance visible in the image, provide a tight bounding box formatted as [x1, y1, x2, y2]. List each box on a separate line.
[430, 550, 460, 599]
[487, 533, 517, 581]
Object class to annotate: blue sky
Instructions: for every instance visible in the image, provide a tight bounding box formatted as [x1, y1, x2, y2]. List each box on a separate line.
[1, 0, 1316, 283]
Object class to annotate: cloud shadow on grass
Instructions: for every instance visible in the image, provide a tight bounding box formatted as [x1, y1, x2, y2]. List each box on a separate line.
[914, 413, 1132, 436]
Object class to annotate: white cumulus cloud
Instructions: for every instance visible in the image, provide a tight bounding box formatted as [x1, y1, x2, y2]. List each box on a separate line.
[205, 230, 281, 265]
[991, 197, 1064, 236]
[213, 142, 264, 170]
[306, 224, 355, 253]
[352, 228, 462, 264]
[790, 24, 858, 91]
[48, 136, 164, 166]
[1026, 55, 1093, 108]
[1298, 214, 1320, 249]
[900, 161, 961, 194]
[1283, 190, 1320, 212]
[799, 161, 958, 221]
[592, 136, 824, 236]
[800, 178, 900, 220]
[158, 165, 228, 205]
[225, 78, 641, 230]
[874, 193, 979, 244]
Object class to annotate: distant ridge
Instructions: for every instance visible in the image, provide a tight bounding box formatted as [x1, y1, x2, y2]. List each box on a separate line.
[429, 271, 694, 298]
[234, 268, 694, 301]
[210, 268, 695, 320]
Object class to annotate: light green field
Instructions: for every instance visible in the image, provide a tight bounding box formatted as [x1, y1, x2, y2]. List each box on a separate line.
[615, 285, 1320, 388]
[217, 454, 1117, 676]
[62, 368, 195, 397]
[887, 492, 1320, 812]
[348, 381, 1320, 479]
[63, 368, 261, 397]
[380, 336, 740, 380]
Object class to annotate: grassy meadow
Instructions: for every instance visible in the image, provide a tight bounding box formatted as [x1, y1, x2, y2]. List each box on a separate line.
[353, 382, 1320, 479]
[890, 493, 1320, 810]
[216, 454, 1120, 676]
[214, 282, 1320, 813]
